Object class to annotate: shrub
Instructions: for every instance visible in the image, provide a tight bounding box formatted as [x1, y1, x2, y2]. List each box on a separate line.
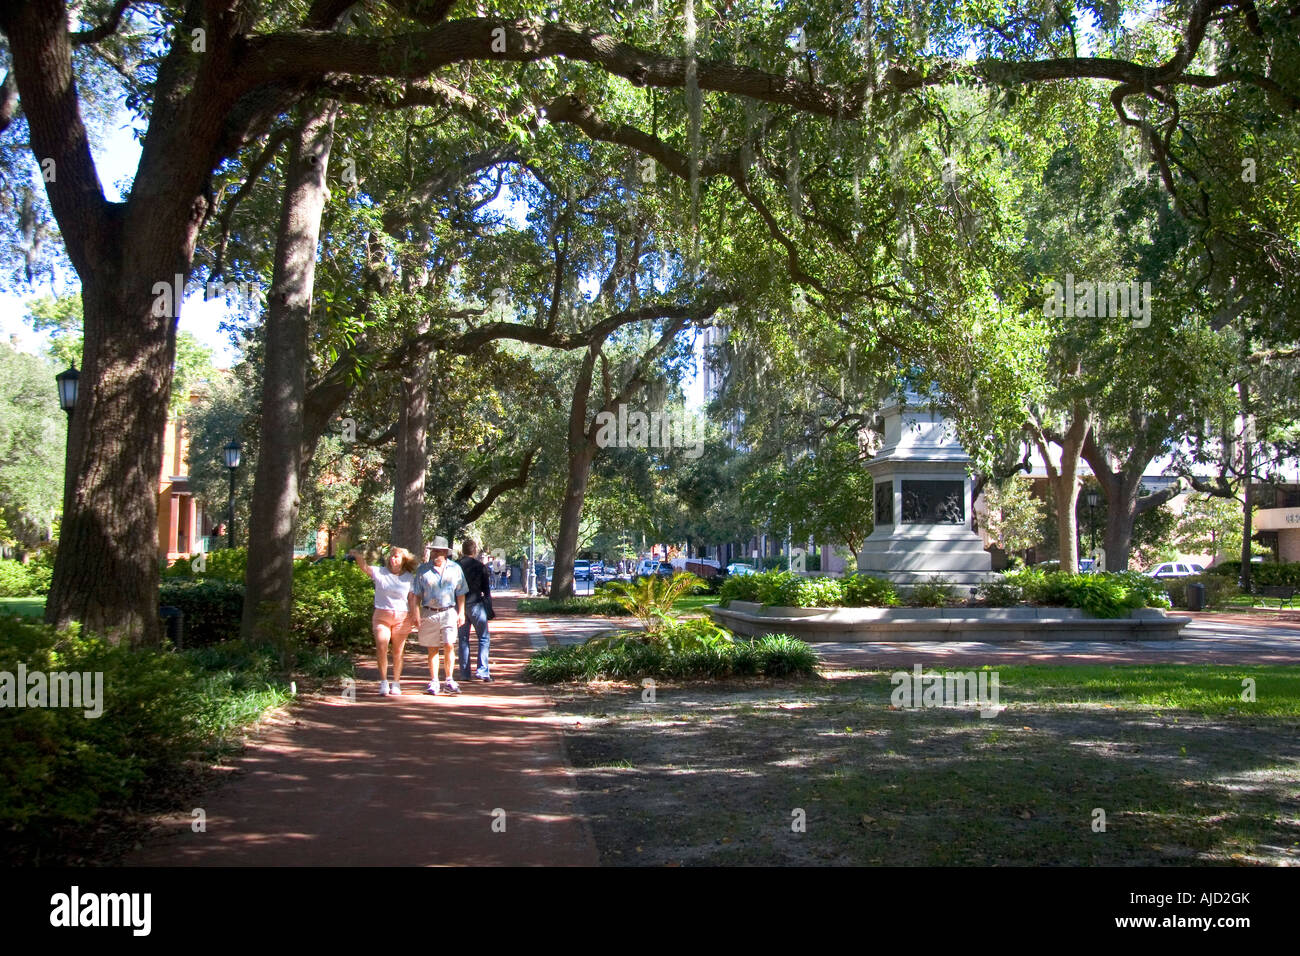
[749, 571, 844, 608]
[976, 578, 1025, 606]
[292, 560, 373, 649]
[1163, 574, 1237, 609]
[907, 578, 954, 607]
[157, 579, 244, 646]
[599, 572, 704, 630]
[1111, 571, 1173, 611]
[0, 559, 34, 597]
[1255, 562, 1300, 587]
[718, 573, 762, 605]
[523, 631, 818, 682]
[0, 615, 345, 859]
[842, 574, 900, 607]
[517, 595, 630, 616]
[161, 546, 248, 583]
[1002, 569, 1171, 617]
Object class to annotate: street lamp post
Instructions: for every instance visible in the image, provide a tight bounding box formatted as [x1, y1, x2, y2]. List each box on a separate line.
[1086, 489, 1099, 565]
[222, 440, 241, 548]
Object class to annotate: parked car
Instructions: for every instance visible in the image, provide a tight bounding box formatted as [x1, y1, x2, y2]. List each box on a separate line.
[725, 562, 757, 576]
[1148, 561, 1205, 579]
[636, 559, 661, 577]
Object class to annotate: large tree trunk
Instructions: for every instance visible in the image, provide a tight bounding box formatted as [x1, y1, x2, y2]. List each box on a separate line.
[550, 345, 601, 601]
[240, 102, 338, 648]
[1081, 426, 1182, 572]
[1029, 402, 1089, 574]
[1239, 380, 1256, 592]
[46, 280, 176, 646]
[391, 317, 431, 551]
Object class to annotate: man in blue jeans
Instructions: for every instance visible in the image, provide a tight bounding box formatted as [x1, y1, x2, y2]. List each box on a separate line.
[456, 538, 494, 682]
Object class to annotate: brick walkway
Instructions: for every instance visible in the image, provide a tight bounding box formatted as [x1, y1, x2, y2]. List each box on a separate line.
[128, 593, 597, 866]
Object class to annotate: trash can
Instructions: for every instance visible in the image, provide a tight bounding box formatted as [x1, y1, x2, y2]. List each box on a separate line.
[1186, 582, 1206, 612]
[159, 605, 184, 646]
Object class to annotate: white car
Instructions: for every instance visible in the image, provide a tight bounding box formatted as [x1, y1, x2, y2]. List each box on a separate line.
[725, 563, 757, 576]
[1148, 561, 1205, 579]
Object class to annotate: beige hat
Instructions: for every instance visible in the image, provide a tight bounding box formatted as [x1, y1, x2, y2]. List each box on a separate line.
[426, 535, 451, 553]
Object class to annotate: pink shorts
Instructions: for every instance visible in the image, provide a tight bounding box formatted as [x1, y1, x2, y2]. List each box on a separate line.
[372, 608, 412, 639]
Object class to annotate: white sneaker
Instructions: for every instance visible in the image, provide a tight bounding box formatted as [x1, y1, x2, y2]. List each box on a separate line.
[426, 681, 440, 695]
[379, 680, 390, 695]
[443, 679, 461, 695]
[389, 681, 401, 695]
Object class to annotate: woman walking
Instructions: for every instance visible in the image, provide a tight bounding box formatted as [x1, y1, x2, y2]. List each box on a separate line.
[350, 546, 419, 695]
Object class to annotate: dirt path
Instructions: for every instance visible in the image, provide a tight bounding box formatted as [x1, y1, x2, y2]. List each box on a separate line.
[128, 594, 597, 866]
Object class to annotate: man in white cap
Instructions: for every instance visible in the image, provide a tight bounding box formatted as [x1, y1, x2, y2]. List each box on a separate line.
[409, 536, 468, 695]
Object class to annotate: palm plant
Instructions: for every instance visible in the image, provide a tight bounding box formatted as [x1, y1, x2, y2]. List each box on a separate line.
[600, 572, 704, 632]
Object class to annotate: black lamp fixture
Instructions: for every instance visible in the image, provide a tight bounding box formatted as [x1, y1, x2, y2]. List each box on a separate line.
[55, 364, 79, 415]
[223, 440, 242, 548]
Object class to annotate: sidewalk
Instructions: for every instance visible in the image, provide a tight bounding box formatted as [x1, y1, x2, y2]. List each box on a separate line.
[128, 594, 598, 866]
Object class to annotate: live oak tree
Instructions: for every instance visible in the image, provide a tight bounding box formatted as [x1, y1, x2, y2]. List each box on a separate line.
[4, 0, 1298, 641]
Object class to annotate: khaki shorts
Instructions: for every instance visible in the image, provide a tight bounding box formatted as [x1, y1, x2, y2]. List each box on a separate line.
[417, 608, 457, 648]
[372, 608, 412, 639]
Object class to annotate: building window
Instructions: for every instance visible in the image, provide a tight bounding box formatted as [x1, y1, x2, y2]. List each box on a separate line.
[901, 480, 965, 524]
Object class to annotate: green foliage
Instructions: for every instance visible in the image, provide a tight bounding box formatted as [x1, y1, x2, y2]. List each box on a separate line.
[290, 559, 375, 650]
[0, 559, 45, 598]
[1252, 563, 1300, 588]
[907, 579, 955, 607]
[841, 574, 901, 607]
[162, 546, 248, 583]
[981, 479, 1046, 557]
[725, 570, 898, 609]
[159, 550, 374, 649]
[0, 343, 65, 550]
[523, 633, 819, 683]
[585, 615, 735, 654]
[976, 578, 1024, 606]
[598, 572, 704, 631]
[999, 568, 1172, 617]
[517, 595, 631, 616]
[0, 616, 348, 853]
[1162, 574, 1237, 609]
[753, 572, 844, 608]
[718, 573, 762, 605]
[157, 579, 244, 646]
[1175, 494, 1243, 560]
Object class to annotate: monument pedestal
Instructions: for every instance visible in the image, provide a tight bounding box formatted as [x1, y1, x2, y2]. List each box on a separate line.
[857, 394, 995, 587]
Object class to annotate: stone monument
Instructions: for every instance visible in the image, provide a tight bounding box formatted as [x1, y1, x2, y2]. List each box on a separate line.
[857, 392, 995, 586]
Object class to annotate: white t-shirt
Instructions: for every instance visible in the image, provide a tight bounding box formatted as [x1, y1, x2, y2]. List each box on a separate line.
[369, 566, 415, 613]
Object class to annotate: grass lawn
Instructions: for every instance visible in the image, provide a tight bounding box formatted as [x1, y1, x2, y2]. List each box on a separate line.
[549, 664, 1300, 865]
[675, 594, 716, 615]
[0, 596, 45, 618]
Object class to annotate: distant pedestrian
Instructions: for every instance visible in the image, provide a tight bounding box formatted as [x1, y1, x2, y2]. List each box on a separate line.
[350, 546, 418, 696]
[410, 536, 468, 695]
[456, 538, 495, 682]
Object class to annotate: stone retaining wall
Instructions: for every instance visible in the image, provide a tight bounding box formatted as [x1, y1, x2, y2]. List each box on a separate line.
[708, 601, 1189, 642]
